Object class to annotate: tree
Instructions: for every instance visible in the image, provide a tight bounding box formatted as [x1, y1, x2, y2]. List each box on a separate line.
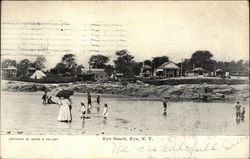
[144, 60, 152, 66]
[17, 59, 31, 76]
[61, 54, 77, 69]
[1, 59, 17, 68]
[190, 50, 214, 71]
[243, 60, 249, 69]
[61, 54, 78, 74]
[75, 65, 84, 75]
[178, 59, 193, 76]
[89, 55, 110, 69]
[113, 50, 135, 77]
[33, 56, 46, 69]
[51, 62, 70, 74]
[104, 64, 115, 76]
[152, 56, 169, 70]
[132, 62, 143, 76]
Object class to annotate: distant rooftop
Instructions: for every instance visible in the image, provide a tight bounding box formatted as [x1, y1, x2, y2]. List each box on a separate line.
[158, 61, 180, 69]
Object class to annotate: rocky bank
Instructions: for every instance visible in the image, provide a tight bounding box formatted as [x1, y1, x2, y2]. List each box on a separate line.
[1, 80, 249, 101]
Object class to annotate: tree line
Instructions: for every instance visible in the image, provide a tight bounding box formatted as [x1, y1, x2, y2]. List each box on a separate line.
[1, 50, 249, 78]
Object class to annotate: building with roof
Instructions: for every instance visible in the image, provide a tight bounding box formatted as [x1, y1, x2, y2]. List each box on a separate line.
[1, 66, 17, 79]
[82, 68, 109, 81]
[140, 64, 152, 78]
[26, 66, 36, 75]
[156, 61, 181, 78]
[185, 67, 209, 77]
[214, 69, 225, 77]
[230, 66, 249, 79]
[30, 70, 47, 79]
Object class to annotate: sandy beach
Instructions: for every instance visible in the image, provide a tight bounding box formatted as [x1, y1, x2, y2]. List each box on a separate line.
[1, 91, 249, 136]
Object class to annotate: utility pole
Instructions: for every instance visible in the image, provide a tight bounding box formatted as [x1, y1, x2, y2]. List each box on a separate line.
[193, 59, 195, 70]
[181, 59, 183, 77]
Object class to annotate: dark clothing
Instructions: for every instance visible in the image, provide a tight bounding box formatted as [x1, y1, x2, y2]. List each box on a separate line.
[42, 93, 47, 103]
[163, 102, 167, 108]
[235, 104, 241, 111]
[87, 94, 92, 104]
[241, 110, 245, 116]
[42, 94, 47, 100]
[69, 105, 72, 120]
[235, 104, 241, 118]
[236, 111, 241, 118]
[97, 96, 100, 104]
[163, 100, 167, 113]
[48, 97, 56, 104]
[88, 99, 92, 105]
[241, 110, 245, 119]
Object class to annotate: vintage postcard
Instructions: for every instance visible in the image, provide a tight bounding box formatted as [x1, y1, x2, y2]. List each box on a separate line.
[1, 1, 249, 158]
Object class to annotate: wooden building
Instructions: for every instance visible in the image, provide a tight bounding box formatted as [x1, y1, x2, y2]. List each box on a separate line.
[1, 66, 17, 79]
[156, 61, 181, 78]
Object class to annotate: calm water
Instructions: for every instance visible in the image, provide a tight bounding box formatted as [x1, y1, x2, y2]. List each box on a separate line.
[1, 92, 249, 135]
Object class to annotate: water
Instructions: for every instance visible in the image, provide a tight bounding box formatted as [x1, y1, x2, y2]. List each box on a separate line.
[1, 92, 249, 135]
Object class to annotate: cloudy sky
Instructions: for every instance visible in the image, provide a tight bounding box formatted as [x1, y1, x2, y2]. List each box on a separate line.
[2, 1, 249, 68]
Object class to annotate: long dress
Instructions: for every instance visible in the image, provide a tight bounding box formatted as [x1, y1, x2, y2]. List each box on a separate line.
[57, 99, 71, 122]
[103, 107, 108, 117]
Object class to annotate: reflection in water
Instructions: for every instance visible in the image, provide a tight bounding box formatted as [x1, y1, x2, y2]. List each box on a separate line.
[1, 92, 249, 135]
[82, 119, 85, 129]
[236, 118, 241, 124]
[57, 122, 72, 129]
[163, 112, 167, 117]
[241, 117, 245, 122]
[103, 117, 107, 125]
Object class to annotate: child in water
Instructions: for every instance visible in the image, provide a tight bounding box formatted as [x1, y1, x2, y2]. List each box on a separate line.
[103, 103, 108, 124]
[81, 102, 87, 119]
[96, 95, 101, 113]
[42, 91, 47, 104]
[241, 107, 245, 121]
[163, 97, 169, 115]
[87, 92, 93, 113]
[234, 101, 242, 119]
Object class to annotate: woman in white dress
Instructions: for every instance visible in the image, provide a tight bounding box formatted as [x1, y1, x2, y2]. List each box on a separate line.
[57, 97, 71, 122]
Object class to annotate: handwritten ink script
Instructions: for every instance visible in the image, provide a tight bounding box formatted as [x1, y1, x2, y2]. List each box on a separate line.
[102, 136, 249, 158]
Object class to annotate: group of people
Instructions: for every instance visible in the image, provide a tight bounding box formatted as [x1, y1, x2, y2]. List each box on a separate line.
[42, 91, 109, 124]
[42, 91, 57, 104]
[162, 98, 246, 123]
[234, 101, 245, 122]
[80, 92, 109, 124]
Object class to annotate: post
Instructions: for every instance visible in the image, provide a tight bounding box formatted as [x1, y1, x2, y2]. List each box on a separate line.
[181, 59, 183, 77]
[193, 60, 194, 69]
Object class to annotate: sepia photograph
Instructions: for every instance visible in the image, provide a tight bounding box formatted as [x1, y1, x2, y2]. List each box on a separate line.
[1, 1, 249, 158]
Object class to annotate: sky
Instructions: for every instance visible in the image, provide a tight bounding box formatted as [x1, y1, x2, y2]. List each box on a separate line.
[1, 1, 249, 68]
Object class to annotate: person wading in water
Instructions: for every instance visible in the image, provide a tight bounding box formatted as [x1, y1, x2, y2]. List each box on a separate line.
[87, 92, 93, 113]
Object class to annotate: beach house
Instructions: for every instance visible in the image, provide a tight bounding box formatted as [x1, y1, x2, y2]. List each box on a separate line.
[185, 67, 209, 77]
[140, 64, 152, 78]
[1, 66, 17, 79]
[156, 61, 181, 78]
[230, 66, 249, 79]
[82, 68, 109, 81]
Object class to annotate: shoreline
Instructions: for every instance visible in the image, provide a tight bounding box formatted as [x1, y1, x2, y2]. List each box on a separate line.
[1, 80, 249, 103]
